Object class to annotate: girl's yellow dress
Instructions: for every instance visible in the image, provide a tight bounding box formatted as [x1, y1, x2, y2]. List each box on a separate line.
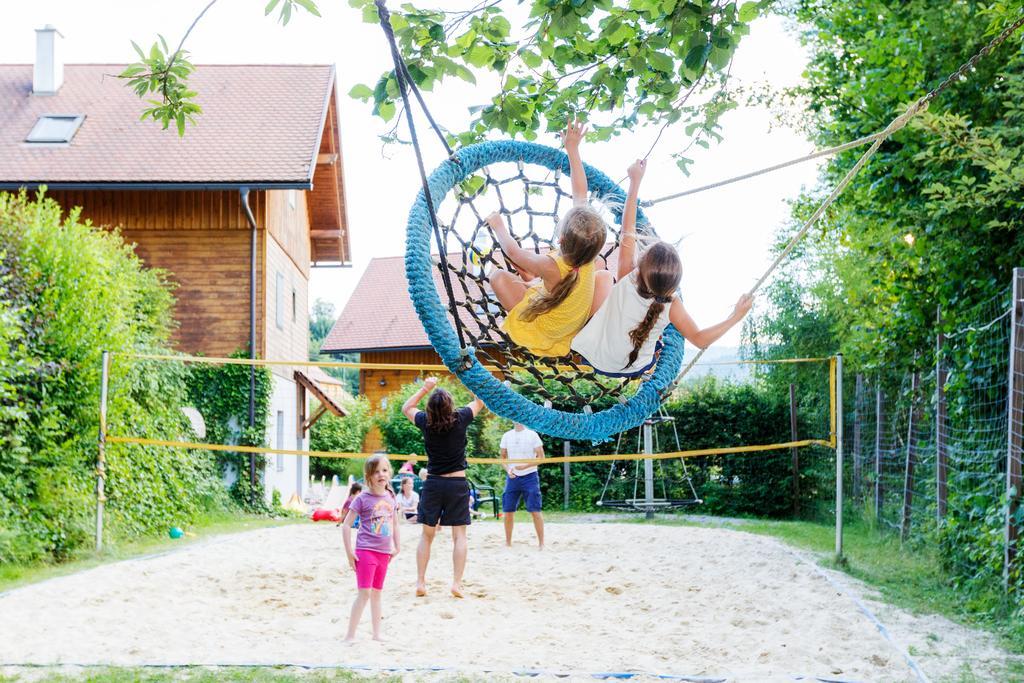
[502, 255, 595, 357]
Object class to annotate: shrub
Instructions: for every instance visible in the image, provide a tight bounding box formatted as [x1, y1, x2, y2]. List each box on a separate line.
[0, 190, 230, 564]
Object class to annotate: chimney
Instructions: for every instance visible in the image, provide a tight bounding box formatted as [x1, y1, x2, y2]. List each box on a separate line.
[33, 25, 63, 95]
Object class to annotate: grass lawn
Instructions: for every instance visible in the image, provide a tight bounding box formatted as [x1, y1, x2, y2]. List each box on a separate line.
[0, 667, 404, 683]
[0, 511, 303, 595]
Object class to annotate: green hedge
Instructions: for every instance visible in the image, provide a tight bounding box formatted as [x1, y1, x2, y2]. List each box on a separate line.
[0, 191, 231, 564]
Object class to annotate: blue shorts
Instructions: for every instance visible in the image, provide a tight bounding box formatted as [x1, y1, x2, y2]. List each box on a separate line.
[502, 471, 542, 513]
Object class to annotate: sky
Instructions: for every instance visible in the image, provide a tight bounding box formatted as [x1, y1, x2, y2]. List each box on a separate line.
[0, 1, 822, 348]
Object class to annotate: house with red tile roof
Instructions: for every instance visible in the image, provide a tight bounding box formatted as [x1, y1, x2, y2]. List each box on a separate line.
[0, 27, 351, 502]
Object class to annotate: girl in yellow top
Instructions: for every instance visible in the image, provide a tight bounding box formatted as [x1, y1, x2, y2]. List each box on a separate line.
[486, 120, 613, 357]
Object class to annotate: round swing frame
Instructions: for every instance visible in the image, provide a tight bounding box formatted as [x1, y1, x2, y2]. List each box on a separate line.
[404, 140, 684, 441]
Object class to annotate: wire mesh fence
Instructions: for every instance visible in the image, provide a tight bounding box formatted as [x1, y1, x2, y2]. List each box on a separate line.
[843, 280, 1021, 600]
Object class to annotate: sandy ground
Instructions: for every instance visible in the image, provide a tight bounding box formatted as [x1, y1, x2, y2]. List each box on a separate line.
[0, 520, 1018, 682]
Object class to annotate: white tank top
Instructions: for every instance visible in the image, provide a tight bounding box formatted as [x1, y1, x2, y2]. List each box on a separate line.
[571, 272, 672, 376]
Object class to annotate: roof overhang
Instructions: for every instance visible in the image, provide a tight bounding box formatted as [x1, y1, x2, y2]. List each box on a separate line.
[0, 181, 312, 191]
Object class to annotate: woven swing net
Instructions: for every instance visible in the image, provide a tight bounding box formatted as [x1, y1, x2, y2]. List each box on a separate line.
[430, 158, 663, 410]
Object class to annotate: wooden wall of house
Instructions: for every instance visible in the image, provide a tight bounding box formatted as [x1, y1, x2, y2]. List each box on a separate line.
[51, 190, 268, 359]
[358, 348, 508, 452]
[264, 225, 311, 381]
[360, 349, 442, 452]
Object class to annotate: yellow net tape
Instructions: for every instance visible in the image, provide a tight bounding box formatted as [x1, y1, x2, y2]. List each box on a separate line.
[106, 435, 832, 465]
[829, 356, 837, 449]
[111, 351, 833, 373]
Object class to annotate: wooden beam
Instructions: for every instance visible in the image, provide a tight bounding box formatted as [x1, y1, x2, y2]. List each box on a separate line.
[303, 404, 328, 432]
[311, 229, 343, 240]
[317, 153, 338, 166]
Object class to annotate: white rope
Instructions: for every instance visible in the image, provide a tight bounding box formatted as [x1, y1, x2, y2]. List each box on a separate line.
[642, 129, 896, 207]
[672, 102, 926, 383]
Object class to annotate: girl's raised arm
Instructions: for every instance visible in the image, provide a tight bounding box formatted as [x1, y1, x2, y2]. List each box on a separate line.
[486, 213, 561, 282]
[562, 119, 588, 205]
[668, 294, 753, 350]
[402, 376, 436, 423]
[618, 159, 646, 281]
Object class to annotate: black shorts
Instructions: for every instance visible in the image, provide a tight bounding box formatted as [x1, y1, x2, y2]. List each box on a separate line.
[417, 476, 471, 527]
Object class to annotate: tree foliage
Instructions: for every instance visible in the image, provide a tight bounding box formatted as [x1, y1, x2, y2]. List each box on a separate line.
[121, 0, 771, 165]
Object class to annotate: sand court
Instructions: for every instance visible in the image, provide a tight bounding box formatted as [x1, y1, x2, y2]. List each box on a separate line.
[0, 520, 1010, 681]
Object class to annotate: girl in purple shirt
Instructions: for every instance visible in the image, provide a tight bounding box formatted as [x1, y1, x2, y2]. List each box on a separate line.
[342, 455, 401, 641]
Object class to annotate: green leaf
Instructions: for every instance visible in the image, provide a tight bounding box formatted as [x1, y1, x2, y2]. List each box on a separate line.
[264, 0, 282, 16]
[293, 0, 321, 17]
[466, 45, 493, 68]
[348, 83, 374, 100]
[377, 101, 396, 121]
[648, 51, 674, 74]
[738, 2, 759, 22]
[684, 42, 711, 72]
[519, 49, 542, 69]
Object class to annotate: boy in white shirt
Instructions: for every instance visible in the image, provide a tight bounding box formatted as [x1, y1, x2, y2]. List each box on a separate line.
[499, 423, 545, 548]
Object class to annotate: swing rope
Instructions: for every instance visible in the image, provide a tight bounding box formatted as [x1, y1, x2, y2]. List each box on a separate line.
[375, 0, 470, 359]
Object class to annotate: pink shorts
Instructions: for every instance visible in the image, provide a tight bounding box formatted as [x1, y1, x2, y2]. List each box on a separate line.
[354, 549, 391, 590]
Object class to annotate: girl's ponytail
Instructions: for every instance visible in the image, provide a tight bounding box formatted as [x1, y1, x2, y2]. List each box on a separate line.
[623, 242, 682, 370]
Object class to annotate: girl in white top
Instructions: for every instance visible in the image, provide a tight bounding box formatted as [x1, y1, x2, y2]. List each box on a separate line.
[572, 159, 753, 377]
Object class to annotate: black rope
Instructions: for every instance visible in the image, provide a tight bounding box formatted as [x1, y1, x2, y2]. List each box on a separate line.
[375, 0, 470, 358]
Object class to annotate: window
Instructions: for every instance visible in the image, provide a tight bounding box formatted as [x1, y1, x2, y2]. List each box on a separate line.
[292, 288, 297, 323]
[287, 189, 296, 209]
[276, 411, 285, 472]
[275, 272, 285, 330]
[26, 115, 84, 143]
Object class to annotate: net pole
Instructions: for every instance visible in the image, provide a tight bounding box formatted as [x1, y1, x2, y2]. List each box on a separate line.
[1006, 267, 1024, 589]
[790, 383, 799, 517]
[835, 353, 844, 559]
[95, 350, 110, 552]
[875, 384, 884, 523]
[901, 371, 920, 543]
[936, 305, 948, 521]
[563, 440, 571, 511]
[644, 421, 655, 520]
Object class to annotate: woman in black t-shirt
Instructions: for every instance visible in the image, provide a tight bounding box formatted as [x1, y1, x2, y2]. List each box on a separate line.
[402, 377, 484, 598]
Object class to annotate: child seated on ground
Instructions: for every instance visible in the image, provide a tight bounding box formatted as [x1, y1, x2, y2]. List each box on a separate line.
[571, 159, 753, 376]
[485, 119, 613, 357]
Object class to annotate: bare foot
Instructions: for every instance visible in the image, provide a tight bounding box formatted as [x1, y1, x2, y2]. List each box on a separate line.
[450, 585, 464, 599]
[343, 636, 356, 643]
[372, 634, 387, 642]
[415, 584, 427, 597]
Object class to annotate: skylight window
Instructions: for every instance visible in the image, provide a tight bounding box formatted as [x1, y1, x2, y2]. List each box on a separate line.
[25, 114, 84, 143]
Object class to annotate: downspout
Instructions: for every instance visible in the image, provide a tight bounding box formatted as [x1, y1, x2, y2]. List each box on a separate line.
[240, 187, 258, 506]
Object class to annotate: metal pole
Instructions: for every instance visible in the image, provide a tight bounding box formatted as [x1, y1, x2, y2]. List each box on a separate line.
[789, 383, 799, 517]
[902, 372, 920, 543]
[936, 305, 948, 521]
[1006, 267, 1023, 588]
[853, 374, 863, 500]
[95, 350, 110, 552]
[563, 440, 570, 511]
[240, 187, 258, 507]
[875, 384, 884, 523]
[644, 421, 655, 520]
[835, 353, 844, 559]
